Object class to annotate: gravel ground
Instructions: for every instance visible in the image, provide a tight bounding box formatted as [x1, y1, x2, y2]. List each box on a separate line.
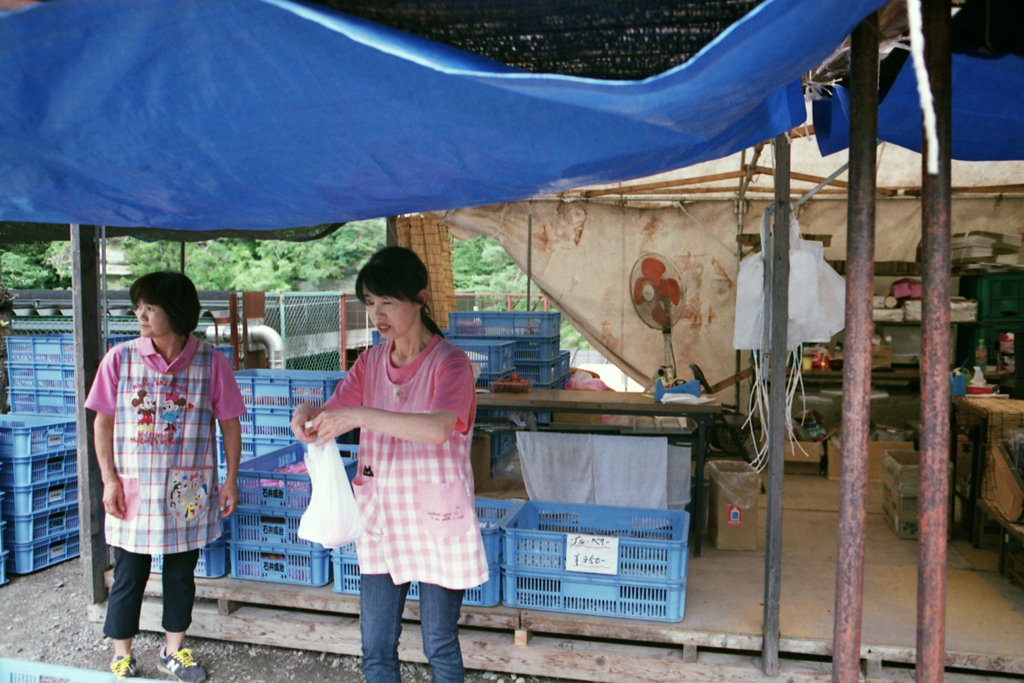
[0, 558, 574, 683]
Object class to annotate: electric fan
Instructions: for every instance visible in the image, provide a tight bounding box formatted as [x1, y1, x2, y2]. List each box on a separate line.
[630, 254, 685, 385]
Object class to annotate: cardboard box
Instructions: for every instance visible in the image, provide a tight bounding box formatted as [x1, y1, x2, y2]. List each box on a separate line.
[952, 435, 972, 480]
[872, 344, 892, 368]
[827, 440, 916, 482]
[881, 450, 921, 539]
[475, 476, 529, 501]
[707, 460, 760, 551]
[784, 441, 823, 475]
[470, 434, 491, 492]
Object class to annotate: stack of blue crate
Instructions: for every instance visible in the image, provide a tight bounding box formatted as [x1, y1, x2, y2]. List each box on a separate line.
[5, 335, 77, 416]
[225, 369, 348, 473]
[228, 442, 357, 586]
[447, 311, 570, 461]
[331, 497, 516, 606]
[0, 414, 80, 576]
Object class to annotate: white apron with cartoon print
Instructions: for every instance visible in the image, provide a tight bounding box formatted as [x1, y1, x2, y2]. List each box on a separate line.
[108, 339, 221, 554]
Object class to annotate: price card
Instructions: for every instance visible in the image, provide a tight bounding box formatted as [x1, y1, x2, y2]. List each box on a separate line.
[564, 533, 619, 575]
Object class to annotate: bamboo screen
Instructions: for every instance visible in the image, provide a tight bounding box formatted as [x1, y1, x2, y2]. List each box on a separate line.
[395, 213, 455, 331]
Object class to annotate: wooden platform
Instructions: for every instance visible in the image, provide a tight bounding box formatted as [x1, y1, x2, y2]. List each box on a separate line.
[90, 475, 1024, 683]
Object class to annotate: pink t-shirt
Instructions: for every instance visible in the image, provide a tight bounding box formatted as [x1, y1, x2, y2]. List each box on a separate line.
[85, 335, 245, 419]
[324, 335, 476, 433]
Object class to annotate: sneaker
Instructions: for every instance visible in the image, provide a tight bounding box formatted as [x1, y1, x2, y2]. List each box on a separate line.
[157, 647, 208, 683]
[110, 654, 138, 680]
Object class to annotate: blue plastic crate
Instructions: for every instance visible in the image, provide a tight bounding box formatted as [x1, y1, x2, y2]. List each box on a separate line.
[450, 339, 515, 374]
[532, 375, 570, 390]
[501, 565, 686, 622]
[234, 369, 347, 410]
[5, 335, 75, 366]
[0, 657, 139, 682]
[238, 408, 294, 439]
[0, 448, 77, 488]
[449, 311, 561, 337]
[237, 442, 358, 510]
[0, 415, 76, 459]
[475, 369, 512, 389]
[6, 529, 80, 574]
[231, 505, 322, 549]
[152, 538, 229, 578]
[219, 434, 295, 465]
[1, 475, 79, 517]
[3, 502, 79, 546]
[7, 388, 76, 416]
[228, 541, 331, 586]
[0, 551, 6, 586]
[515, 351, 570, 385]
[5, 363, 76, 391]
[500, 501, 690, 581]
[331, 553, 500, 606]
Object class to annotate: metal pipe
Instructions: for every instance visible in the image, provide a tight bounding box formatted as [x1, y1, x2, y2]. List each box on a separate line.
[762, 133, 790, 676]
[832, 13, 879, 683]
[917, 1, 952, 681]
[206, 324, 286, 370]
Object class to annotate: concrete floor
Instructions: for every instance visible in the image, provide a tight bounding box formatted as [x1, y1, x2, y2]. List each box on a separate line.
[686, 472, 1024, 657]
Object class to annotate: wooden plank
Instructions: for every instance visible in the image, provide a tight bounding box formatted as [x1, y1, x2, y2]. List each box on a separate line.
[104, 570, 521, 631]
[72, 224, 108, 606]
[579, 170, 747, 198]
[477, 388, 720, 416]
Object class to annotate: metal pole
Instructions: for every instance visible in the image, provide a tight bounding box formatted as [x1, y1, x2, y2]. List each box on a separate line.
[526, 214, 532, 311]
[917, 1, 952, 681]
[832, 13, 879, 683]
[762, 133, 790, 676]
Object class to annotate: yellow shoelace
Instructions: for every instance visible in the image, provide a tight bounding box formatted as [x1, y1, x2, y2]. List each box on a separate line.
[171, 648, 196, 668]
[111, 655, 135, 679]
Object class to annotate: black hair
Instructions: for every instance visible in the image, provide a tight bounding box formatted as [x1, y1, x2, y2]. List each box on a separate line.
[355, 246, 444, 338]
[129, 271, 201, 335]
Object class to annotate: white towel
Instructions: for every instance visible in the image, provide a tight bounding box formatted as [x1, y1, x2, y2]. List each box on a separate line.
[592, 435, 668, 508]
[517, 432, 595, 504]
[666, 445, 692, 511]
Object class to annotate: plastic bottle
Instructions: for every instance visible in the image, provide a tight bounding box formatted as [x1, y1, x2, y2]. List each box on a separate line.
[976, 337, 988, 372]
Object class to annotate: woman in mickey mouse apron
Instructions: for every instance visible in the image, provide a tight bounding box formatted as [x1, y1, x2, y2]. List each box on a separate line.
[291, 247, 487, 683]
[86, 272, 245, 682]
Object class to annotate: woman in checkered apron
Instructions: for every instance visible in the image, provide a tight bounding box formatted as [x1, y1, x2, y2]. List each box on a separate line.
[85, 272, 245, 682]
[291, 247, 487, 683]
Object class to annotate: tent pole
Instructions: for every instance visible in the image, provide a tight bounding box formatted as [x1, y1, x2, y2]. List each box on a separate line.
[917, 1, 952, 681]
[832, 13, 879, 683]
[72, 224, 108, 605]
[762, 133, 790, 676]
[526, 214, 532, 311]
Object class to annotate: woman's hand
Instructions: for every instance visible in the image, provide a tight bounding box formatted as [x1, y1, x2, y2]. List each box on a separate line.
[102, 478, 127, 520]
[290, 403, 322, 443]
[309, 407, 364, 446]
[219, 479, 238, 518]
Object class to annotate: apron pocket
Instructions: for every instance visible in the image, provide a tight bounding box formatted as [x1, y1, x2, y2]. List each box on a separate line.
[352, 475, 383, 541]
[167, 468, 214, 520]
[415, 480, 476, 538]
[122, 477, 141, 522]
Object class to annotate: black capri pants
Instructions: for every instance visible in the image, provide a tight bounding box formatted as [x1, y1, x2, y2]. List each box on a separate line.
[103, 546, 200, 640]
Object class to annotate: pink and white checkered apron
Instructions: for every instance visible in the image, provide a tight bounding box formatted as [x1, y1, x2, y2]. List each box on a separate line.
[107, 340, 221, 554]
[352, 341, 489, 590]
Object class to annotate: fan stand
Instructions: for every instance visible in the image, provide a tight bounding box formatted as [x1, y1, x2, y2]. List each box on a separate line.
[656, 325, 677, 386]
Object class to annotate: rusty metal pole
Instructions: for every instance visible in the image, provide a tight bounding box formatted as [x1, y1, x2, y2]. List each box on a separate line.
[762, 133, 790, 676]
[832, 14, 879, 683]
[917, 0, 952, 682]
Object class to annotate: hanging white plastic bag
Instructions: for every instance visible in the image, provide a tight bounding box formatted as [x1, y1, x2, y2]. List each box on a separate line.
[297, 439, 364, 548]
[732, 210, 768, 351]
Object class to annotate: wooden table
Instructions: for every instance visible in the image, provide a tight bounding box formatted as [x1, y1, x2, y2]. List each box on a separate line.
[476, 388, 722, 557]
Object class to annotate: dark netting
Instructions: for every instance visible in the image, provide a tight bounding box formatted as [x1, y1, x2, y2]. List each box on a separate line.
[312, 0, 764, 80]
[0, 222, 345, 243]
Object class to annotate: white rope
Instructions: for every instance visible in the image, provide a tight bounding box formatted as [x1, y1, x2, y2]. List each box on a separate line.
[906, 0, 940, 175]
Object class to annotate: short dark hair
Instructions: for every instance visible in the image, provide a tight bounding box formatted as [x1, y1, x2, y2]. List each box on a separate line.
[129, 271, 201, 335]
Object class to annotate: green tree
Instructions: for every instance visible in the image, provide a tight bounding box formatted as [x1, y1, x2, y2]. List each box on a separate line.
[0, 243, 64, 289]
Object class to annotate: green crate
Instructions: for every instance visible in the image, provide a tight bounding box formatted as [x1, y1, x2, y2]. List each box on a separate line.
[960, 273, 1024, 322]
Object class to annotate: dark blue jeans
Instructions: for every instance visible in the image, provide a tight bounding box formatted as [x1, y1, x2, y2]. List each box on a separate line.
[360, 573, 465, 683]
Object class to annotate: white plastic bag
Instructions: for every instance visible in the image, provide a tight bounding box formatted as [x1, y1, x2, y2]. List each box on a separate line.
[297, 439, 364, 548]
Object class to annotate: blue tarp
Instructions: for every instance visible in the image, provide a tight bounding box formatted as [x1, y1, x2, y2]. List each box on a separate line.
[0, 0, 887, 231]
[814, 50, 1024, 160]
